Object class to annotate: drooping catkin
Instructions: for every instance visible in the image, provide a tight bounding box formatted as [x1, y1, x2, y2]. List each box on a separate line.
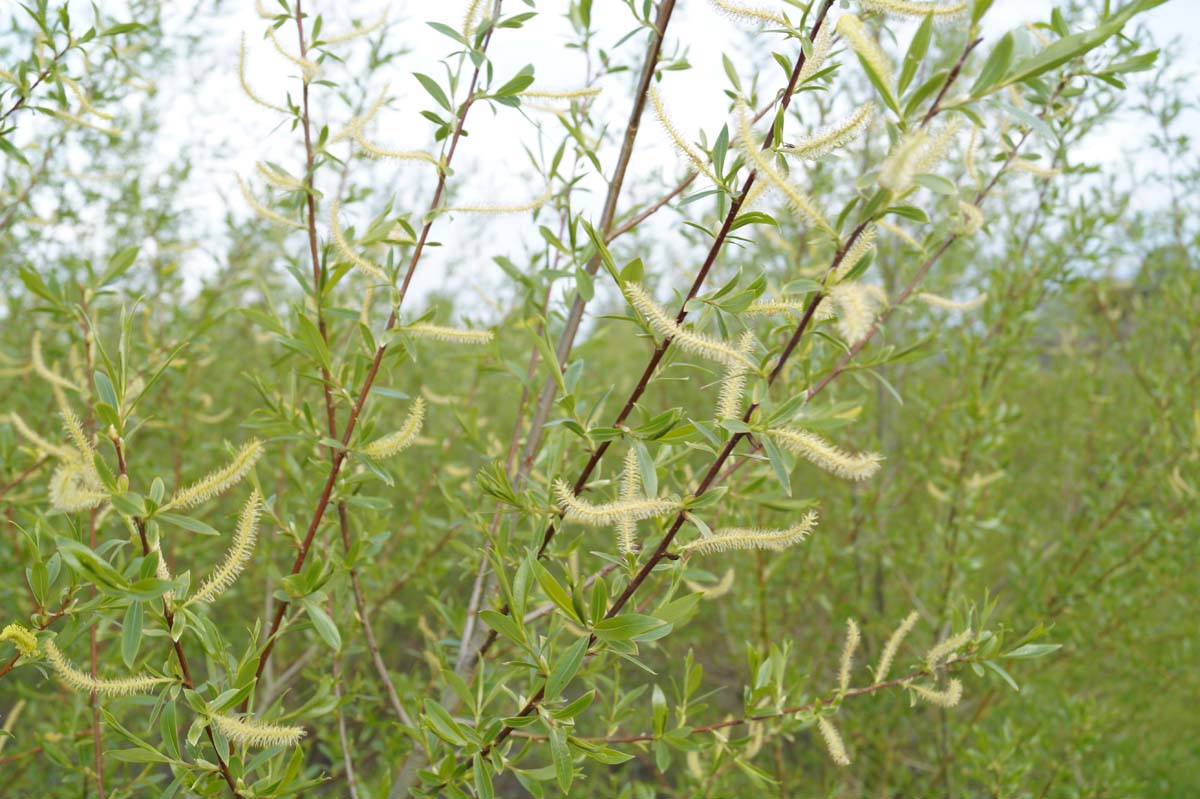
[832, 225, 877, 283]
[163, 439, 264, 510]
[924, 629, 973, 668]
[518, 87, 602, 101]
[31, 331, 78, 392]
[769, 428, 883, 481]
[43, 639, 171, 697]
[817, 716, 851, 766]
[237, 175, 303, 229]
[1010, 157, 1062, 178]
[875, 610, 919, 681]
[838, 619, 861, 694]
[267, 27, 319, 83]
[0, 623, 38, 657]
[555, 480, 678, 528]
[707, 0, 788, 27]
[7, 411, 74, 459]
[402, 323, 494, 345]
[780, 103, 875, 160]
[615, 449, 642, 555]
[648, 87, 721, 185]
[910, 678, 963, 707]
[828, 281, 879, 343]
[320, 10, 388, 46]
[440, 186, 552, 215]
[211, 712, 306, 748]
[678, 510, 818, 555]
[878, 130, 930, 194]
[837, 15, 894, 91]
[857, 0, 967, 17]
[48, 457, 107, 513]
[916, 291, 987, 311]
[716, 331, 756, 420]
[796, 21, 835, 85]
[238, 34, 287, 114]
[734, 101, 832, 234]
[361, 398, 426, 459]
[624, 283, 756, 369]
[186, 490, 262, 606]
[330, 199, 389, 282]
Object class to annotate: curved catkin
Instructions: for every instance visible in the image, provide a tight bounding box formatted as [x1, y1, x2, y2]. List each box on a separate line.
[955, 201, 984, 236]
[518, 87, 602, 102]
[678, 510, 818, 555]
[49, 457, 107, 513]
[211, 712, 306, 748]
[1, 623, 39, 657]
[164, 439, 264, 510]
[857, 0, 967, 17]
[1010, 157, 1062, 178]
[817, 716, 851, 766]
[361, 398, 426, 459]
[440, 186, 552, 215]
[624, 283, 757, 370]
[770, 427, 883, 481]
[7, 411, 74, 459]
[330, 199, 389, 282]
[829, 281, 879, 343]
[237, 175, 303, 230]
[838, 619, 861, 694]
[616, 449, 642, 555]
[267, 27, 319, 83]
[707, 0, 788, 27]
[878, 130, 930, 194]
[321, 10, 388, 46]
[716, 331, 756, 420]
[878, 219, 925, 252]
[745, 295, 810, 316]
[186, 490, 262, 606]
[43, 639, 171, 697]
[910, 678, 964, 707]
[913, 118, 961, 175]
[875, 610, 919, 680]
[648, 87, 721, 185]
[403, 323, 494, 345]
[735, 101, 832, 234]
[555, 480, 677, 528]
[780, 103, 876, 160]
[925, 629, 973, 667]
[837, 15, 894, 91]
[833, 225, 877, 283]
[238, 34, 287, 114]
[31, 331, 78, 392]
[917, 291, 987, 311]
[255, 162, 304, 192]
[796, 20, 835, 85]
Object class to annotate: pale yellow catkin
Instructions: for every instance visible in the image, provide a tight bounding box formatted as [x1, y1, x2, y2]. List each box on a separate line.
[163, 439, 264, 510]
[780, 102, 875, 160]
[817, 716, 851, 766]
[7, 412, 74, 459]
[829, 281, 878, 343]
[1, 623, 38, 657]
[615, 448, 642, 555]
[838, 619, 861, 694]
[31, 331, 78, 392]
[237, 175, 303, 230]
[186, 491, 262, 606]
[857, 0, 967, 17]
[267, 26, 319, 83]
[833, 225, 877, 283]
[555, 480, 677, 528]
[625, 283, 756, 369]
[796, 21, 836, 85]
[440, 186, 552, 215]
[925, 629, 973, 668]
[361, 398, 426, 459]
[707, 0, 788, 27]
[678, 510, 818, 555]
[910, 678, 963, 707]
[916, 291, 987, 312]
[330, 199, 389, 282]
[875, 610, 919, 680]
[238, 34, 287, 114]
[837, 15, 894, 93]
[770, 428, 883, 481]
[716, 331, 755, 420]
[43, 639, 171, 697]
[403, 323, 494, 345]
[48, 457, 107, 513]
[648, 87, 721, 185]
[735, 101, 832, 234]
[321, 10, 388, 46]
[211, 712, 306, 748]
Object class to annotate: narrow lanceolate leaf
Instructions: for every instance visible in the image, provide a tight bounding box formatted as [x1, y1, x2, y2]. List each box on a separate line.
[211, 712, 306, 748]
[677, 509, 818, 555]
[163, 439, 263, 510]
[185, 490, 261, 606]
[43, 639, 171, 697]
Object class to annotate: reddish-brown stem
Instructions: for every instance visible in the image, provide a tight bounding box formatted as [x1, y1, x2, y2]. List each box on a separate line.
[0, 456, 49, 501]
[921, 37, 983, 125]
[247, 1, 507, 694]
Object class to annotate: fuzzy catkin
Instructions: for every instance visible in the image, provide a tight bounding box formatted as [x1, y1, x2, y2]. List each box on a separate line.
[361, 399, 426, 459]
[186, 490, 262, 606]
[734, 101, 832, 234]
[780, 103, 875, 160]
[555, 480, 677, 528]
[331, 200, 389, 282]
[817, 716, 851, 766]
[43, 639, 171, 697]
[164, 439, 263, 510]
[211, 712, 306, 748]
[770, 427, 883, 481]
[678, 510, 818, 555]
[838, 619, 861, 694]
[625, 283, 756, 369]
[910, 678, 964, 707]
[875, 610, 919, 680]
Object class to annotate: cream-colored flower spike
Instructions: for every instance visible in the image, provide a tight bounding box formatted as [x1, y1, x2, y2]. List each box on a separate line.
[615, 449, 643, 555]
[330, 199, 389, 282]
[734, 101, 832, 234]
[769, 428, 883, 481]
[266, 27, 319, 83]
[43, 639, 171, 697]
[625, 283, 756, 370]
[878, 130, 930, 194]
[7, 411, 74, 459]
[1, 623, 39, 657]
[361, 398, 426, 459]
[838, 14, 894, 89]
[833, 225, 877, 283]
[403, 323, 494, 345]
[649, 87, 721, 185]
[838, 619, 861, 694]
[817, 716, 851, 766]
[163, 440, 264, 511]
[678, 510, 818, 555]
[440, 186, 552, 215]
[238, 34, 287, 114]
[874, 610, 919, 680]
[796, 20, 835, 85]
[48, 457, 107, 513]
[924, 629, 972, 668]
[910, 678, 964, 707]
[780, 103, 875, 160]
[186, 490, 262, 606]
[917, 291, 987, 312]
[518, 87, 602, 102]
[211, 712, 306, 748]
[716, 331, 756, 420]
[321, 10, 388, 46]
[707, 0, 788, 27]
[31, 331, 78, 392]
[828, 281, 879, 343]
[858, 0, 967, 17]
[237, 176, 303, 229]
[555, 479, 678, 528]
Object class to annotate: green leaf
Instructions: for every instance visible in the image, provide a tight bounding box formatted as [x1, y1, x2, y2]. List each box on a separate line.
[120, 601, 144, 668]
[301, 600, 342, 650]
[1002, 642, 1062, 660]
[969, 32, 1014, 97]
[546, 635, 589, 701]
[423, 698, 468, 746]
[534, 563, 581, 624]
[473, 755, 494, 799]
[899, 14, 933, 95]
[593, 614, 667, 642]
[413, 72, 452, 111]
[549, 725, 573, 793]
